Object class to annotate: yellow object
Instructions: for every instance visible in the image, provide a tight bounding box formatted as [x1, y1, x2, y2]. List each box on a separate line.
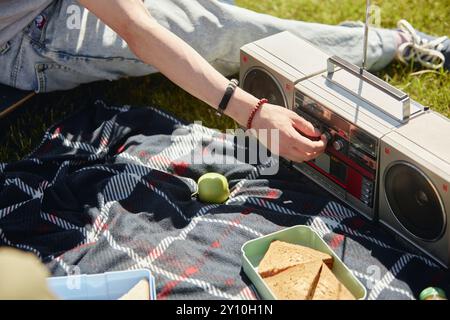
[0, 247, 56, 300]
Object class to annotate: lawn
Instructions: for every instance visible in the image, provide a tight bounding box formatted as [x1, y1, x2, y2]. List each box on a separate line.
[1, 0, 449, 162]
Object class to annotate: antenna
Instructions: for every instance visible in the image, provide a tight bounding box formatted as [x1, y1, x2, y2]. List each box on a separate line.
[362, 0, 371, 70]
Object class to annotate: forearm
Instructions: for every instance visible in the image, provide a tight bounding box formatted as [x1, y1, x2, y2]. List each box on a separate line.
[78, 0, 258, 126]
[127, 19, 258, 126]
[77, 0, 326, 163]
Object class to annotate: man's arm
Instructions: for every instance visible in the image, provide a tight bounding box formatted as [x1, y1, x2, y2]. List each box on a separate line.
[77, 0, 326, 162]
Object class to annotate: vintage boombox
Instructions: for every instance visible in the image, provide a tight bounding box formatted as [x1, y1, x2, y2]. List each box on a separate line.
[239, 31, 450, 267]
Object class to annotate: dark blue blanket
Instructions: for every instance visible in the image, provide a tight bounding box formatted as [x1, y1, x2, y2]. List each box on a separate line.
[0, 101, 448, 300]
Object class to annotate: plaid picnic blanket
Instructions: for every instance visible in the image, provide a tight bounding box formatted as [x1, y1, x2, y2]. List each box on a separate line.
[0, 101, 448, 300]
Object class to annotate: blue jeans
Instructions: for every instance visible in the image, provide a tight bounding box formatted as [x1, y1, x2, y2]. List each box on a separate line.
[0, 0, 397, 92]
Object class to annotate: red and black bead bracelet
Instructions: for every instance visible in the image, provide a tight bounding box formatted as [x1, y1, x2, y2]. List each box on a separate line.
[247, 98, 268, 129]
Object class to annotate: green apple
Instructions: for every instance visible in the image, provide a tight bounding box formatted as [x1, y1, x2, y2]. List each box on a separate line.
[197, 173, 230, 204]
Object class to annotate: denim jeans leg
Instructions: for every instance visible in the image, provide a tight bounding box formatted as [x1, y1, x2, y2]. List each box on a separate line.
[0, 38, 21, 88]
[1, 0, 398, 91]
[145, 0, 397, 73]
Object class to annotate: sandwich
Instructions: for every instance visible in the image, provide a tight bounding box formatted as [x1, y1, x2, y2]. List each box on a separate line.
[258, 240, 333, 278]
[264, 260, 323, 300]
[312, 263, 355, 300]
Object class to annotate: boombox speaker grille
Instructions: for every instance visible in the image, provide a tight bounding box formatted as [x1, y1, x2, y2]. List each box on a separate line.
[384, 162, 445, 241]
[242, 68, 286, 107]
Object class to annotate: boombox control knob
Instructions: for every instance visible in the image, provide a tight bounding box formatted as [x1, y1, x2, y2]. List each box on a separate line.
[323, 131, 333, 144]
[332, 139, 345, 152]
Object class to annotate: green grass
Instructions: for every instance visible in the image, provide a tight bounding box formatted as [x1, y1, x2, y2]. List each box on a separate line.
[1, 0, 449, 162]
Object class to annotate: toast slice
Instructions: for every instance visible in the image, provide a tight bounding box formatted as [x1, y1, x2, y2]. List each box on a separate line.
[258, 240, 333, 278]
[118, 279, 151, 300]
[312, 263, 355, 300]
[264, 260, 323, 300]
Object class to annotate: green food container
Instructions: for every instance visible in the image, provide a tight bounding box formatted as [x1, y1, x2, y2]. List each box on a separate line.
[241, 225, 367, 300]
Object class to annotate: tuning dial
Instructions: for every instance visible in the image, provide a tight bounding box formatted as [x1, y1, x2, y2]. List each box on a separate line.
[332, 139, 345, 151]
[323, 131, 332, 144]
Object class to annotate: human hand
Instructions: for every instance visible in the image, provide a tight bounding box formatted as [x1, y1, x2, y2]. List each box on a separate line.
[250, 103, 327, 162]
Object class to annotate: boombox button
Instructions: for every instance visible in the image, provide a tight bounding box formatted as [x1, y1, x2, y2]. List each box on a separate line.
[332, 140, 345, 151]
[362, 179, 373, 187]
[361, 193, 372, 200]
[361, 191, 372, 197]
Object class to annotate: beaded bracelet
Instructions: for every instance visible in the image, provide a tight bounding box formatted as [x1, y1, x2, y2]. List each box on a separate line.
[247, 98, 268, 129]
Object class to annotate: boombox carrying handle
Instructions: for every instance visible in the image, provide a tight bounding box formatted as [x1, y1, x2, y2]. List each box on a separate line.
[327, 55, 411, 122]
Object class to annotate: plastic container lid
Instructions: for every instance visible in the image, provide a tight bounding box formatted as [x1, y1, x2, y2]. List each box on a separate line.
[47, 269, 156, 300]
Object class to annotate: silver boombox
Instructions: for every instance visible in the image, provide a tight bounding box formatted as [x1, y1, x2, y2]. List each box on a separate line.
[239, 31, 450, 267]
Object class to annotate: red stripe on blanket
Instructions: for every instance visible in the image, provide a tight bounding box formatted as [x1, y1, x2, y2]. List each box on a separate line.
[329, 234, 345, 249]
